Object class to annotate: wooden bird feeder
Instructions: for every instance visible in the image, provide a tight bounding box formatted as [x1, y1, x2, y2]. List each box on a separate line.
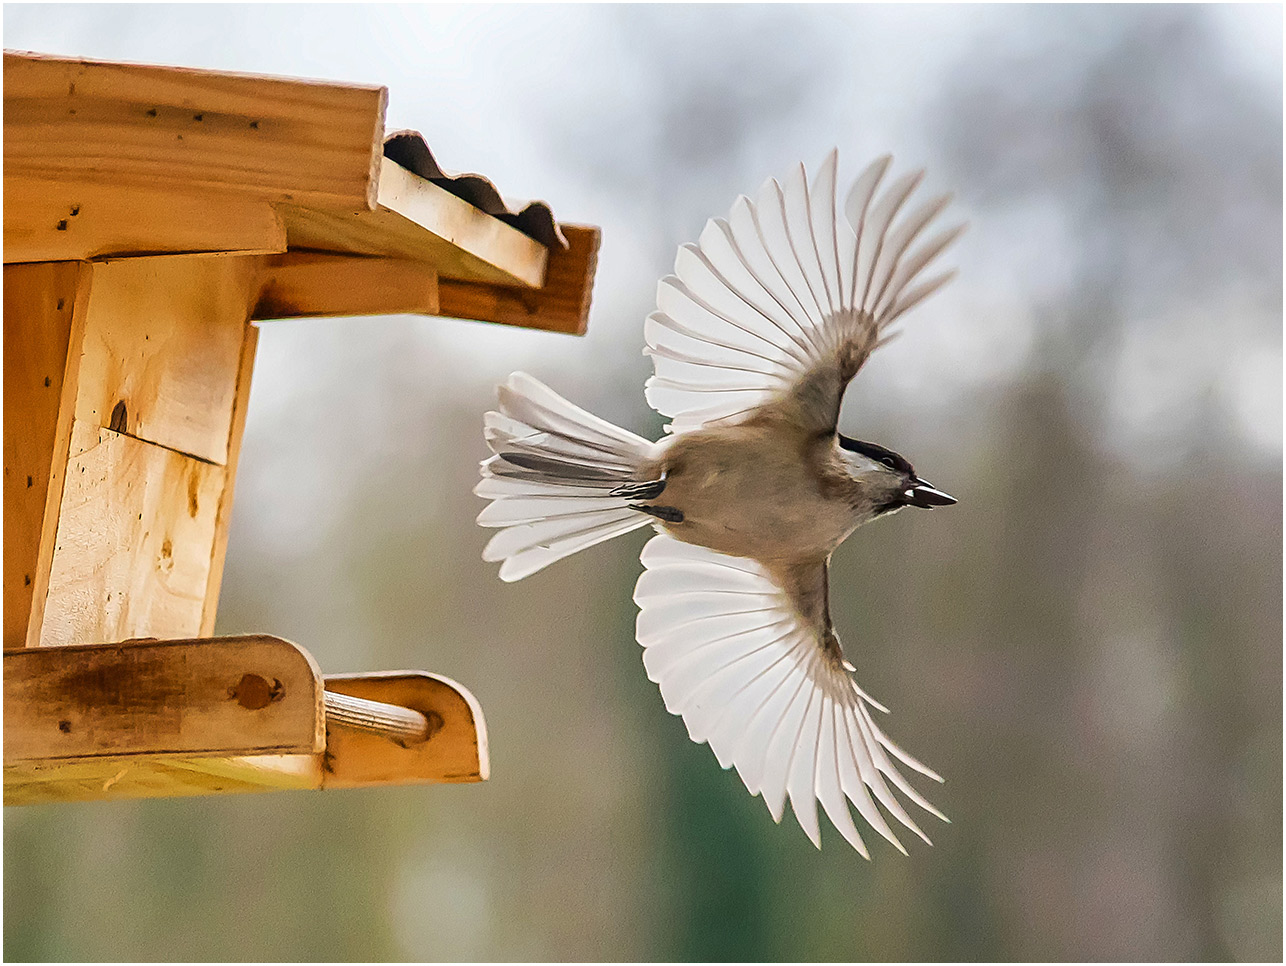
[2, 51, 600, 804]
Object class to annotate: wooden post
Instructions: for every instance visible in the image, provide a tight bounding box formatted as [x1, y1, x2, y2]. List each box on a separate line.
[5, 254, 263, 648]
[4, 261, 91, 648]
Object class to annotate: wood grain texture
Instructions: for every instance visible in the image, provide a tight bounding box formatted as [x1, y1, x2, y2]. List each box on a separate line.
[4, 50, 386, 209]
[437, 223, 600, 335]
[322, 672, 489, 787]
[39, 420, 225, 647]
[3, 261, 91, 648]
[75, 254, 261, 465]
[3, 753, 321, 805]
[3, 635, 325, 763]
[4, 176, 286, 264]
[200, 321, 257, 637]
[280, 157, 548, 288]
[253, 251, 439, 320]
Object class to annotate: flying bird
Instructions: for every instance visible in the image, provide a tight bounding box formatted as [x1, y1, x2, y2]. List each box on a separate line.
[475, 151, 964, 856]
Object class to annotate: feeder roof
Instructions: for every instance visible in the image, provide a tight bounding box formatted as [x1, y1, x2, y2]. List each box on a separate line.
[3, 49, 598, 333]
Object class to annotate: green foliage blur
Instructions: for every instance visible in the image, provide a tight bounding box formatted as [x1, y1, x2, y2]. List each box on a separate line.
[5, 4, 1281, 961]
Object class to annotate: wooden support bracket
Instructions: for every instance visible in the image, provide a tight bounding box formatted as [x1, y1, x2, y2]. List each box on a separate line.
[2, 636, 489, 805]
[252, 251, 439, 320]
[322, 672, 490, 788]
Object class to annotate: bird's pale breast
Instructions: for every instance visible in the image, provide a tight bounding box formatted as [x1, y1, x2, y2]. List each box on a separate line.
[652, 423, 858, 562]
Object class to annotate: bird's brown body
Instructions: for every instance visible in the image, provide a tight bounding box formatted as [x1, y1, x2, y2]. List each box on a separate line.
[645, 421, 867, 565]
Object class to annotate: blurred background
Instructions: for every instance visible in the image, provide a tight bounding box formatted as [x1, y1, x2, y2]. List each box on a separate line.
[4, 4, 1281, 961]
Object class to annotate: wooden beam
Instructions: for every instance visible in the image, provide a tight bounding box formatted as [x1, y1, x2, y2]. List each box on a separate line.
[3, 261, 92, 648]
[280, 157, 548, 288]
[3, 636, 325, 763]
[375, 159, 547, 286]
[253, 251, 439, 320]
[436, 224, 600, 335]
[3, 176, 286, 264]
[322, 672, 489, 787]
[4, 51, 386, 210]
[200, 321, 258, 636]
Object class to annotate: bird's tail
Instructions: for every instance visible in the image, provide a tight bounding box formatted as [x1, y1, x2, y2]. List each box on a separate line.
[475, 372, 659, 582]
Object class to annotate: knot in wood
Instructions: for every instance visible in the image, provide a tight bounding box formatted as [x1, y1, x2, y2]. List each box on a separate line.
[109, 399, 128, 434]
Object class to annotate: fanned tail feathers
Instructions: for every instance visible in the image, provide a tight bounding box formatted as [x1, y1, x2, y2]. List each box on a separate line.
[476, 373, 658, 581]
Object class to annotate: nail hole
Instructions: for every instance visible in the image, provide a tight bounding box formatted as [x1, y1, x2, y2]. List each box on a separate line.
[230, 674, 274, 710]
[425, 711, 445, 740]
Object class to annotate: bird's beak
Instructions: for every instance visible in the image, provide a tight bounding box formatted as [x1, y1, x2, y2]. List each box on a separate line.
[904, 479, 957, 509]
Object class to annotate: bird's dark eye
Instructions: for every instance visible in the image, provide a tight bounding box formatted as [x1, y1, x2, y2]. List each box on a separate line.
[880, 456, 897, 470]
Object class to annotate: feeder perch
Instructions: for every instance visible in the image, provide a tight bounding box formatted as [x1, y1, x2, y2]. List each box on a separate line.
[3, 51, 600, 804]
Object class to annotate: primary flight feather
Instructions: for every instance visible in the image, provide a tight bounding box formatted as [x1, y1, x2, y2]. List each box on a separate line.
[476, 150, 964, 855]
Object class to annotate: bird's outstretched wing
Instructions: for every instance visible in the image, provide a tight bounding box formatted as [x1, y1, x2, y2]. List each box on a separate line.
[644, 151, 964, 436]
[634, 533, 946, 855]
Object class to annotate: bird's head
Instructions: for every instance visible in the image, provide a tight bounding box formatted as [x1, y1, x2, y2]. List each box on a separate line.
[836, 435, 957, 515]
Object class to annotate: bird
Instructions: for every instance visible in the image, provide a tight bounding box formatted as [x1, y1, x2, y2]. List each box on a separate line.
[474, 150, 964, 857]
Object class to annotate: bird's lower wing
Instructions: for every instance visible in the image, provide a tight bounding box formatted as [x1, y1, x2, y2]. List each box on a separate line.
[644, 151, 964, 436]
[633, 533, 946, 856]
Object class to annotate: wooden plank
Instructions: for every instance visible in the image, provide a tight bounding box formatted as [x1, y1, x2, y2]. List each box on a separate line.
[200, 322, 257, 636]
[3, 635, 325, 763]
[75, 254, 261, 465]
[4, 51, 386, 210]
[279, 157, 548, 288]
[375, 159, 546, 286]
[437, 224, 600, 335]
[4, 262, 79, 647]
[167, 753, 321, 790]
[322, 672, 489, 788]
[4, 176, 286, 264]
[253, 252, 439, 320]
[3, 753, 320, 805]
[39, 420, 225, 647]
[3, 261, 92, 648]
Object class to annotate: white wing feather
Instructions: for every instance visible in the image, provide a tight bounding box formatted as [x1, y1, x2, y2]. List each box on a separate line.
[634, 534, 945, 854]
[644, 150, 964, 434]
